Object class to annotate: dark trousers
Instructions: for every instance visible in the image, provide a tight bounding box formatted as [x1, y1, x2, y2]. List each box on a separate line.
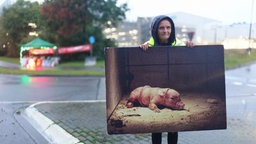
[152, 132, 178, 144]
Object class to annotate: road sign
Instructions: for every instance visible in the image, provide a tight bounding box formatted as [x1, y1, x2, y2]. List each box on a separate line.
[89, 36, 95, 44]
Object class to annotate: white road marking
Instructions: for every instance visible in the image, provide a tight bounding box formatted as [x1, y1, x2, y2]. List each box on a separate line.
[0, 100, 106, 104]
[233, 82, 243, 85]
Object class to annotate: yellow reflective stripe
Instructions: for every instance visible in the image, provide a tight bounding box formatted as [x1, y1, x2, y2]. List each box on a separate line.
[175, 38, 185, 46]
[147, 37, 185, 46]
[148, 37, 154, 47]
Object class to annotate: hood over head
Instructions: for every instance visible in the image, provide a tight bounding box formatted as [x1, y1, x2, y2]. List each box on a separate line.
[150, 15, 176, 46]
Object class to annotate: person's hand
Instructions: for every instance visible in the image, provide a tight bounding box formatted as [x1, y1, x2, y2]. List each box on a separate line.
[186, 41, 194, 48]
[139, 42, 149, 51]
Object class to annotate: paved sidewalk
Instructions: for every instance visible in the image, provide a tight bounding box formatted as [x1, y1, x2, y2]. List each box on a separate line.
[8, 60, 253, 144]
[23, 95, 256, 144]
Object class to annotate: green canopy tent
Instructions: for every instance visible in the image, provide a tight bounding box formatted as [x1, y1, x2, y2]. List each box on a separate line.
[20, 38, 57, 66]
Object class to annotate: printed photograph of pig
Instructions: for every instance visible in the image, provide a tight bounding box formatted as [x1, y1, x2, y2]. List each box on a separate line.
[126, 85, 185, 112]
[105, 45, 226, 134]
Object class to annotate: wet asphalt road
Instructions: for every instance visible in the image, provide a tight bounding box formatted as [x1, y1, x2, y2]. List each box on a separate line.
[0, 74, 104, 144]
[0, 75, 102, 102]
[225, 64, 256, 97]
[0, 62, 256, 143]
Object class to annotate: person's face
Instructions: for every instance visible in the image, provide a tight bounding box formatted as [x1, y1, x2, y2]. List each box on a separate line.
[157, 19, 172, 43]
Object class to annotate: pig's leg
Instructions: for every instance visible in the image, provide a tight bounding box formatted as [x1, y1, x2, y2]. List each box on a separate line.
[149, 103, 160, 112]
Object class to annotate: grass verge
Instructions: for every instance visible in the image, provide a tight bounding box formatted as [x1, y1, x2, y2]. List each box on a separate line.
[0, 67, 105, 76]
[224, 49, 256, 69]
[1, 49, 256, 76]
[0, 57, 105, 76]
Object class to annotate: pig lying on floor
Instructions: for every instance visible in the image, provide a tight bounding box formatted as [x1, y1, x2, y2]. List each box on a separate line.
[126, 85, 185, 112]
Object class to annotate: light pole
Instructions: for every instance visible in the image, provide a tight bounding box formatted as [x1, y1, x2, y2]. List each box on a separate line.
[248, 0, 254, 52]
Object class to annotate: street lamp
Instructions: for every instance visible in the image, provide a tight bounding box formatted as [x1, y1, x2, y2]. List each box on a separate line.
[248, 0, 254, 53]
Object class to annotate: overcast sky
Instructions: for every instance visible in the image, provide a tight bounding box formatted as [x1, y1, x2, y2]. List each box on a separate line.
[28, 0, 256, 25]
[117, 0, 256, 24]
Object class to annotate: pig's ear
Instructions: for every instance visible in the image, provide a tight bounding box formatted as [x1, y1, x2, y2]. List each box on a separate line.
[158, 90, 165, 97]
[158, 89, 168, 97]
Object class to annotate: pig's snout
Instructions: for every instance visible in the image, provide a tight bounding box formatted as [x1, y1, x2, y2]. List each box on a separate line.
[126, 102, 133, 108]
[175, 101, 185, 110]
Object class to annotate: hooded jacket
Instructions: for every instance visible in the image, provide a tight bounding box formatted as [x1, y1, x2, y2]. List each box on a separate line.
[147, 15, 184, 47]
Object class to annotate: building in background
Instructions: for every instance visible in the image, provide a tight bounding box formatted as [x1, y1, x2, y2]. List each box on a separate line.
[103, 21, 139, 47]
[105, 12, 255, 49]
[136, 17, 152, 45]
[168, 12, 221, 44]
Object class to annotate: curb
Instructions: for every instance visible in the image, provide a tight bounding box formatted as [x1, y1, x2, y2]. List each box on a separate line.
[23, 102, 82, 144]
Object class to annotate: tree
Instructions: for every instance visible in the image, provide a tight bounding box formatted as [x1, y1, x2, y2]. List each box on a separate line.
[40, 0, 128, 60]
[0, 0, 41, 57]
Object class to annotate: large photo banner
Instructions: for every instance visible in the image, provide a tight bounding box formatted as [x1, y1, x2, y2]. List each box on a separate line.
[105, 45, 226, 134]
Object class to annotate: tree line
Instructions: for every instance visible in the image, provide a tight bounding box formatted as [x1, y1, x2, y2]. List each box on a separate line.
[0, 0, 128, 60]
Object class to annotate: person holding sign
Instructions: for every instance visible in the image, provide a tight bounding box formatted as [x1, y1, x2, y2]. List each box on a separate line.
[140, 15, 193, 50]
[139, 15, 193, 144]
